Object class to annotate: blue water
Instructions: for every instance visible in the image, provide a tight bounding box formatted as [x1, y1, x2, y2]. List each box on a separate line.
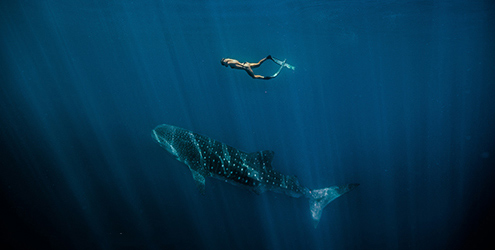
[1, 0, 494, 249]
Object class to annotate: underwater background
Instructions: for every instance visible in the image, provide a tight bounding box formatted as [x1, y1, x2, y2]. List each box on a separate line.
[1, 0, 494, 249]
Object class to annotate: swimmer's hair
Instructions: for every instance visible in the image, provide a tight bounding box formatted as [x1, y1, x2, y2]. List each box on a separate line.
[220, 58, 228, 66]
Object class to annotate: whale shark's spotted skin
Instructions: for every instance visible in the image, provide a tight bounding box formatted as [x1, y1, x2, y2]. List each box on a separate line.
[152, 124, 306, 196]
[152, 124, 358, 227]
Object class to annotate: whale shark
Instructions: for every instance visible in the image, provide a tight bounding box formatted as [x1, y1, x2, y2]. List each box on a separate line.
[152, 124, 359, 227]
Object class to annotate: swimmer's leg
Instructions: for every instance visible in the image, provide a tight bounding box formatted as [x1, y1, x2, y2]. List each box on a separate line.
[245, 68, 267, 79]
[249, 56, 272, 68]
[249, 59, 285, 80]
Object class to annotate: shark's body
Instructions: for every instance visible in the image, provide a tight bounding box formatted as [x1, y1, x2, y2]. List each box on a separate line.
[152, 124, 358, 227]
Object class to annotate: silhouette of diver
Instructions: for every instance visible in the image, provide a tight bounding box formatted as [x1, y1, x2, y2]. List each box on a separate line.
[220, 55, 286, 80]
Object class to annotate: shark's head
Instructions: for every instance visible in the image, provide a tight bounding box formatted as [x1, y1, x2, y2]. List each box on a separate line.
[152, 124, 181, 158]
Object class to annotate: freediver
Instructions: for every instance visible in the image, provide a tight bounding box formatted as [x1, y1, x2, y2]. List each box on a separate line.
[220, 55, 291, 80]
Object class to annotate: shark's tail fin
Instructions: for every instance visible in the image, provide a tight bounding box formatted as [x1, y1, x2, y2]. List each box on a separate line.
[308, 183, 359, 228]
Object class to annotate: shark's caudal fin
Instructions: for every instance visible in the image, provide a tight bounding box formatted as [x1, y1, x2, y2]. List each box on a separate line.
[308, 183, 359, 228]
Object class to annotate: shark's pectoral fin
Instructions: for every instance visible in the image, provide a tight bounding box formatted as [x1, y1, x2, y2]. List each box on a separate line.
[250, 186, 264, 195]
[190, 169, 206, 195]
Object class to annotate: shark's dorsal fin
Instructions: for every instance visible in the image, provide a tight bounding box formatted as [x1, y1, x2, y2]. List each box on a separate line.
[247, 150, 274, 170]
[189, 168, 206, 195]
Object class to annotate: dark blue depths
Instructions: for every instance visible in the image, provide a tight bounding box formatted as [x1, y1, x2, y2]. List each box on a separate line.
[1, 0, 494, 250]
